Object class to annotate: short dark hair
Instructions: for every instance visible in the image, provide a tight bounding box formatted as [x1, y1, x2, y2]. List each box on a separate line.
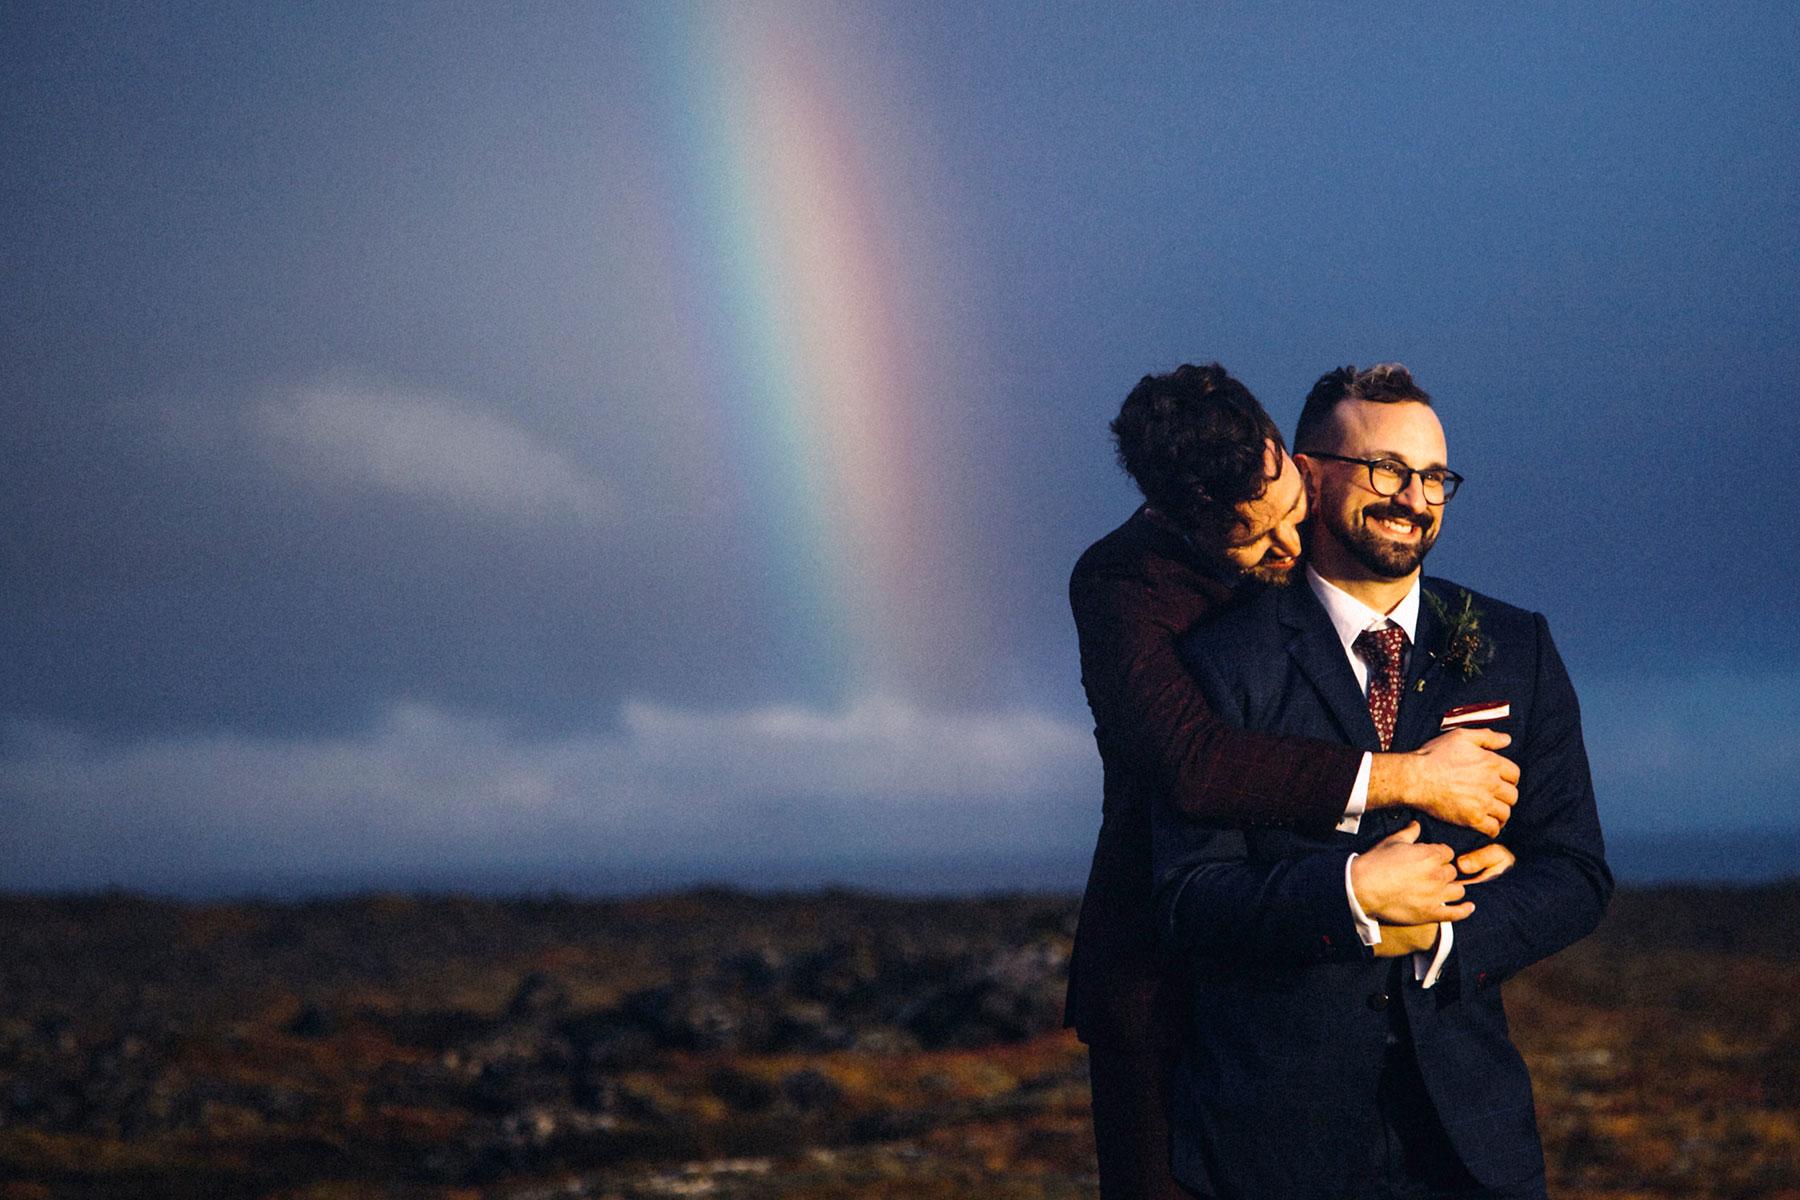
[1110, 363, 1285, 537]
[1294, 362, 1433, 453]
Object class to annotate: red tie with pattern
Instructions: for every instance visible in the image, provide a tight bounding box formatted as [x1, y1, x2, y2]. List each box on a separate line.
[1354, 625, 1409, 750]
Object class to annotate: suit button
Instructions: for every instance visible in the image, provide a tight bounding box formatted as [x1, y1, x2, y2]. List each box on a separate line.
[1367, 991, 1390, 1011]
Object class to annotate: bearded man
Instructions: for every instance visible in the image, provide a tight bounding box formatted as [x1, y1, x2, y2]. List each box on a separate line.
[1152, 364, 1611, 1199]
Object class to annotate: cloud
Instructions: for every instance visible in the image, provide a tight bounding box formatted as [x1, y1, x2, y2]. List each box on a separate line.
[252, 384, 613, 524]
[621, 696, 1092, 799]
[0, 696, 1097, 894]
[7, 668, 1796, 896]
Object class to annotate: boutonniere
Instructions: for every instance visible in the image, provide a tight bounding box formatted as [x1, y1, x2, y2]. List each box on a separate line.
[1422, 588, 1496, 681]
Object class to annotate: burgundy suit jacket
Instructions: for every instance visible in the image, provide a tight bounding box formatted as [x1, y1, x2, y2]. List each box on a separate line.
[1064, 507, 1364, 1045]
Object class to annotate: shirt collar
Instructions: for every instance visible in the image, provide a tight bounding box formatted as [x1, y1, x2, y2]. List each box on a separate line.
[1305, 565, 1422, 656]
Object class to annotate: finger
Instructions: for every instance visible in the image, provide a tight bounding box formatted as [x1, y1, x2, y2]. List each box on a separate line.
[1444, 883, 1466, 902]
[1461, 845, 1519, 881]
[1457, 845, 1505, 874]
[1441, 901, 1475, 921]
[1382, 820, 1422, 845]
[1470, 729, 1512, 750]
[1496, 783, 1519, 807]
[1475, 814, 1502, 838]
[1499, 761, 1521, 785]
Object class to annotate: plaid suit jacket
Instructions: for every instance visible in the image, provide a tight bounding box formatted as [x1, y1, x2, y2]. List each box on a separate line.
[1064, 508, 1363, 1044]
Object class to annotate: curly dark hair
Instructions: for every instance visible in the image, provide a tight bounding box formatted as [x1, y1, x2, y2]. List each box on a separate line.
[1109, 363, 1286, 538]
[1294, 362, 1433, 453]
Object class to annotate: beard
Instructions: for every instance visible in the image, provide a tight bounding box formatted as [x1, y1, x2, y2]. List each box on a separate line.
[1242, 559, 1299, 587]
[1335, 501, 1439, 578]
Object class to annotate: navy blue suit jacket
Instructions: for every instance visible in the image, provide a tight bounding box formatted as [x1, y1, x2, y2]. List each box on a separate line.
[1152, 576, 1612, 1199]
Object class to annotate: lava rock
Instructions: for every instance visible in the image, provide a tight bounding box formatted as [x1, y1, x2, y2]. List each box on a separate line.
[505, 972, 570, 1024]
[779, 1067, 843, 1112]
[287, 1004, 336, 1039]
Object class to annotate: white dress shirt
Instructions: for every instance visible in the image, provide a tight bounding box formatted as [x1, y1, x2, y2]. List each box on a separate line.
[1305, 567, 1453, 989]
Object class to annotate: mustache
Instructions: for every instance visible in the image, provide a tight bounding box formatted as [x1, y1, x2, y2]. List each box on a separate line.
[1364, 502, 1435, 534]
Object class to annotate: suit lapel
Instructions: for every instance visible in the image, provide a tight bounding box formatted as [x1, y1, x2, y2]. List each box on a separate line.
[1278, 582, 1383, 752]
[1392, 579, 1458, 753]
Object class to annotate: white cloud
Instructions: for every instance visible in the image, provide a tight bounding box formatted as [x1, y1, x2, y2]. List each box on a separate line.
[252, 384, 612, 524]
[0, 697, 1097, 893]
[620, 695, 1091, 799]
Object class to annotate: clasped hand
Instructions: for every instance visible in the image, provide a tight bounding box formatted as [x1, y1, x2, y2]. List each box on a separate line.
[1351, 820, 1513, 928]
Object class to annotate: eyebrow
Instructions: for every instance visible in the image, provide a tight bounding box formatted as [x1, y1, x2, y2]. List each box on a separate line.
[1226, 485, 1304, 546]
[1363, 449, 1451, 471]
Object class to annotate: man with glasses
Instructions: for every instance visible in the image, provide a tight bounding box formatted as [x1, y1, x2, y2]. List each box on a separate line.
[1153, 364, 1611, 1199]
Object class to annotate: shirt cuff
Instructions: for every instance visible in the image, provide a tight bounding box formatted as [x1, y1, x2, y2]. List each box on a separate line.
[1344, 852, 1381, 947]
[1335, 752, 1372, 834]
[1413, 920, 1454, 988]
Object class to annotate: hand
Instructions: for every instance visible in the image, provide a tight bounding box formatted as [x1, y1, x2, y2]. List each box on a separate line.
[1403, 728, 1520, 837]
[1372, 923, 1441, 957]
[1350, 821, 1474, 926]
[1456, 842, 1516, 883]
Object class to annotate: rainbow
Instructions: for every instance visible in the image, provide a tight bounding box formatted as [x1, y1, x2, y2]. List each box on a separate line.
[634, 4, 980, 700]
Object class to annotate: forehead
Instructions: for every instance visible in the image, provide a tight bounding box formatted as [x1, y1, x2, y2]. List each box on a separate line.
[1330, 399, 1446, 464]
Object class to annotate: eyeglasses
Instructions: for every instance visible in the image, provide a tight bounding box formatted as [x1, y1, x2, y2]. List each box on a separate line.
[1300, 452, 1464, 503]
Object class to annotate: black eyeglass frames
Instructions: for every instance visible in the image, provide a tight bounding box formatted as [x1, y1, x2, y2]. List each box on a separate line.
[1298, 452, 1464, 503]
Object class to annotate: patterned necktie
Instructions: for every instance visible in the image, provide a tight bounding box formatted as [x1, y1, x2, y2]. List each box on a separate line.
[1354, 625, 1409, 750]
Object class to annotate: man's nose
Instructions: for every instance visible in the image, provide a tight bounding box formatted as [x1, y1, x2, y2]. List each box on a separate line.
[1272, 521, 1303, 559]
[1394, 474, 1431, 511]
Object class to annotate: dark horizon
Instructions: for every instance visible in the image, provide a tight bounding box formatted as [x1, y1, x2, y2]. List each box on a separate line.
[7, 827, 1793, 905]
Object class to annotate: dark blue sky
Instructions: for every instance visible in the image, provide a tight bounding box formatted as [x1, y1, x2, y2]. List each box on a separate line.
[4, 2, 1796, 893]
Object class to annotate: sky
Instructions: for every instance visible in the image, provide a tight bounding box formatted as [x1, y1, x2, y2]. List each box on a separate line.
[4, 2, 1797, 895]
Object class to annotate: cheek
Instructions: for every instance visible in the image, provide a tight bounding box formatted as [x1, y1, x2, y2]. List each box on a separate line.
[1221, 544, 1260, 571]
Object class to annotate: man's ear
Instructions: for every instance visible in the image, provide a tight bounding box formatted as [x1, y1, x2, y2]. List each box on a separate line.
[1261, 438, 1285, 480]
[1294, 452, 1324, 507]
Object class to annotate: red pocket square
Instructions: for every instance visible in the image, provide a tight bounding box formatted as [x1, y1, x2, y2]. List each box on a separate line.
[1440, 701, 1510, 730]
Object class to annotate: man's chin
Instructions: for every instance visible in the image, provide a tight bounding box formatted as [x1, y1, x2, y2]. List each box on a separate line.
[1349, 541, 1430, 578]
[1348, 514, 1437, 576]
[1245, 562, 1299, 587]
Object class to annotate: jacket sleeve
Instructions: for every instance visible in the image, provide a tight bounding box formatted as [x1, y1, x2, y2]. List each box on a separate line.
[1439, 615, 1613, 998]
[1148, 641, 1373, 965]
[1072, 551, 1361, 834]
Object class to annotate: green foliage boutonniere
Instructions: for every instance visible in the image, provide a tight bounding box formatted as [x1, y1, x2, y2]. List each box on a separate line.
[1423, 588, 1496, 680]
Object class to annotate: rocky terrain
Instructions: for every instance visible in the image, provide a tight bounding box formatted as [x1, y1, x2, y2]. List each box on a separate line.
[1, 883, 1796, 1199]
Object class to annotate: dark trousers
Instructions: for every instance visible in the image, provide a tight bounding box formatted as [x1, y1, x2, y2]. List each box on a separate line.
[1087, 1032, 1193, 1200]
[1091, 1032, 1546, 1200]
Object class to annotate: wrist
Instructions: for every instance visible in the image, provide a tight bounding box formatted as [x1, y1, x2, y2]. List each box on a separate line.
[1348, 857, 1382, 918]
[1384, 923, 1440, 954]
[1366, 752, 1417, 811]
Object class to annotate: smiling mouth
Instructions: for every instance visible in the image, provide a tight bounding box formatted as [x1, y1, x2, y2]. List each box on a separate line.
[1366, 506, 1432, 539]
